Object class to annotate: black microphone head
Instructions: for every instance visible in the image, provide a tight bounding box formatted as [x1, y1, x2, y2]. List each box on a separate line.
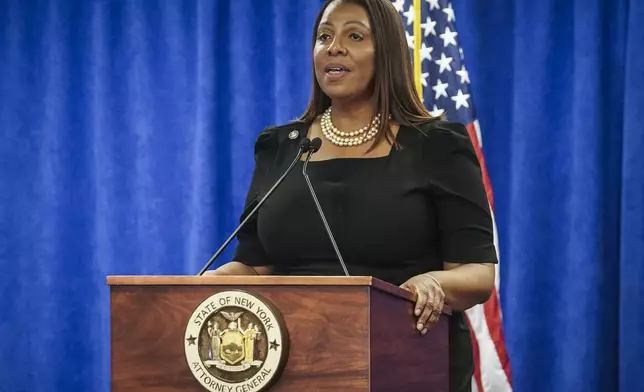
[310, 137, 322, 152]
[299, 137, 311, 151]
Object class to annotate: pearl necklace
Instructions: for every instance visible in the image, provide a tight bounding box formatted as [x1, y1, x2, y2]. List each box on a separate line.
[320, 107, 381, 147]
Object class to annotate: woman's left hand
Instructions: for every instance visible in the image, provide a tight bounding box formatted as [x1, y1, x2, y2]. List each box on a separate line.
[400, 273, 445, 335]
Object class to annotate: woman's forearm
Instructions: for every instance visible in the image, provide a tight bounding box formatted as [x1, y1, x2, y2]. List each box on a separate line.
[426, 263, 495, 311]
[203, 261, 273, 276]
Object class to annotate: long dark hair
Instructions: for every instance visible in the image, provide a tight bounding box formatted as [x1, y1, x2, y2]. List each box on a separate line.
[299, 0, 437, 150]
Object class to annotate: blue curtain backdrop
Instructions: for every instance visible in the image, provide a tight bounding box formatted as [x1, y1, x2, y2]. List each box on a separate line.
[0, 0, 642, 391]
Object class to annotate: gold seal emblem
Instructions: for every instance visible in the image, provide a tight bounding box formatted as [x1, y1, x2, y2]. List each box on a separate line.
[184, 291, 288, 391]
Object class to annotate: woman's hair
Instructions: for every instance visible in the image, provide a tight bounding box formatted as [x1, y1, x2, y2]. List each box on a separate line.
[299, 0, 438, 150]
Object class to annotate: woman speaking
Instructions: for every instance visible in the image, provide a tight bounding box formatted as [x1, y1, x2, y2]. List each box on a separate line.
[206, 0, 497, 390]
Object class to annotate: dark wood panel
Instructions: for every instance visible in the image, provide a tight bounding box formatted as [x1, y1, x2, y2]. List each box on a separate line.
[111, 285, 370, 391]
[107, 275, 451, 315]
[107, 275, 376, 286]
[368, 287, 449, 392]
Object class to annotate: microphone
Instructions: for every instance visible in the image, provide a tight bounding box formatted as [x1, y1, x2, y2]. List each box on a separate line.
[197, 137, 312, 275]
[302, 137, 350, 276]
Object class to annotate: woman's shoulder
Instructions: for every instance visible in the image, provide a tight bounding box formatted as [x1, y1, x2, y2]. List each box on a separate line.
[253, 120, 309, 156]
[407, 119, 470, 141]
[402, 119, 478, 164]
[407, 119, 474, 149]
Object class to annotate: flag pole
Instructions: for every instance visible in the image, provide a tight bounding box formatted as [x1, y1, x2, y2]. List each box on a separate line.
[413, 0, 423, 101]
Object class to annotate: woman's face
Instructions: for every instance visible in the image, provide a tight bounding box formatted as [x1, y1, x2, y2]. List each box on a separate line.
[314, 1, 375, 102]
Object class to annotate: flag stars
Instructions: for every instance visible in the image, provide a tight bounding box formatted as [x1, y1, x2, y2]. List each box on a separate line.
[426, 0, 440, 10]
[392, 0, 406, 12]
[420, 72, 430, 87]
[404, 5, 415, 26]
[430, 105, 445, 117]
[420, 43, 433, 62]
[405, 30, 414, 49]
[443, 3, 456, 22]
[456, 65, 470, 84]
[396, 1, 476, 118]
[451, 89, 470, 109]
[432, 78, 449, 99]
[440, 27, 458, 47]
[435, 53, 453, 73]
[422, 16, 437, 37]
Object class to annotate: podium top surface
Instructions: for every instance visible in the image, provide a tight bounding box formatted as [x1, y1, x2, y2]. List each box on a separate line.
[107, 275, 415, 302]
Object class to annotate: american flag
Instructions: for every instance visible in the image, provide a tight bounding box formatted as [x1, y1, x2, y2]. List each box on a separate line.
[391, 0, 513, 391]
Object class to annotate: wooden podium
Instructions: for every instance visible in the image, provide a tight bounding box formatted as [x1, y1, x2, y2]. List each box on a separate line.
[107, 276, 450, 392]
